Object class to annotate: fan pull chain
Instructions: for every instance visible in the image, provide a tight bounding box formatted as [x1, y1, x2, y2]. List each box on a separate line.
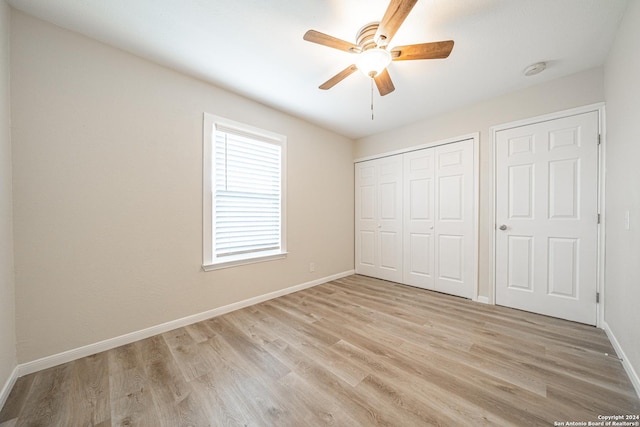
[370, 78, 375, 120]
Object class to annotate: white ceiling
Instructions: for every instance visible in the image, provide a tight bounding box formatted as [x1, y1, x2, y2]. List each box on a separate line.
[7, 0, 629, 139]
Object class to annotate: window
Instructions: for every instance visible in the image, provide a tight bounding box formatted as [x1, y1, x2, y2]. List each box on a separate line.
[203, 113, 287, 270]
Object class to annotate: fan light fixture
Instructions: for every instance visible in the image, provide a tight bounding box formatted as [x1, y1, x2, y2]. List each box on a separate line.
[303, 0, 455, 96]
[356, 48, 392, 78]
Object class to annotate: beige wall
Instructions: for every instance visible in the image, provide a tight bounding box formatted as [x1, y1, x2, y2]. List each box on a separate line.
[10, 10, 354, 363]
[0, 0, 16, 393]
[355, 67, 605, 300]
[603, 0, 640, 389]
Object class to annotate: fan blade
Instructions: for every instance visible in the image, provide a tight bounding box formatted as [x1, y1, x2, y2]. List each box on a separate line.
[319, 65, 358, 90]
[375, 0, 418, 46]
[391, 40, 454, 61]
[374, 68, 395, 96]
[304, 30, 360, 53]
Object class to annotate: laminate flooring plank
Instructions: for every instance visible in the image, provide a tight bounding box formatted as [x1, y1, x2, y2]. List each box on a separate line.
[368, 279, 609, 355]
[277, 371, 361, 426]
[109, 366, 160, 426]
[15, 364, 72, 427]
[108, 342, 161, 427]
[248, 306, 369, 387]
[184, 321, 218, 344]
[397, 337, 565, 424]
[60, 352, 110, 426]
[332, 338, 510, 426]
[291, 295, 406, 350]
[205, 316, 290, 381]
[483, 320, 613, 355]
[134, 335, 211, 426]
[289, 291, 378, 326]
[195, 335, 270, 425]
[162, 327, 213, 382]
[202, 318, 333, 426]
[137, 335, 191, 404]
[369, 313, 548, 396]
[335, 278, 568, 345]
[3, 274, 639, 425]
[223, 307, 280, 347]
[343, 277, 639, 420]
[321, 318, 468, 426]
[472, 341, 635, 398]
[313, 315, 553, 426]
[0, 419, 17, 427]
[269, 294, 321, 324]
[546, 371, 640, 415]
[428, 316, 622, 396]
[258, 301, 341, 347]
[0, 374, 35, 422]
[339, 276, 600, 342]
[189, 371, 252, 427]
[324, 281, 433, 327]
[166, 392, 212, 427]
[198, 335, 301, 426]
[108, 342, 145, 374]
[260, 330, 404, 426]
[263, 337, 412, 426]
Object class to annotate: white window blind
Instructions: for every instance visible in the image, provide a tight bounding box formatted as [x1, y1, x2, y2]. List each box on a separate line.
[212, 126, 283, 259]
[203, 114, 286, 270]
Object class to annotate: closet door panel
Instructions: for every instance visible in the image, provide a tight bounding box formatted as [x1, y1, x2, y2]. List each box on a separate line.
[355, 162, 378, 277]
[376, 156, 403, 282]
[403, 149, 435, 288]
[355, 156, 403, 282]
[433, 140, 475, 298]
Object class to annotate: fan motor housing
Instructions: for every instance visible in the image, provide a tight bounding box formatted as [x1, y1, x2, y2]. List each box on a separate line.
[356, 23, 380, 51]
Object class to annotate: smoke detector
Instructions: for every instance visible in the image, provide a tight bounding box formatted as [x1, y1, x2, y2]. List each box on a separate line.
[523, 62, 547, 76]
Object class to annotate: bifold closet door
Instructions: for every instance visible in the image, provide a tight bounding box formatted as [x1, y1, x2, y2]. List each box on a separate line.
[355, 155, 403, 282]
[403, 149, 435, 289]
[433, 140, 475, 298]
[403, 140, 475, 298]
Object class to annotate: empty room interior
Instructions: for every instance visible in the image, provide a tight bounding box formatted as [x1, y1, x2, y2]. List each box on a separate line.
[1, 0, 640, 425]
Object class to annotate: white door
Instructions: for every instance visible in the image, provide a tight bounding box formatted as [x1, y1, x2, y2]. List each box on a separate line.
[403, 140, 475, 298]
[403, 148, 435, 289]
[433, 141, 475, 298]
[495, 111, 599, 325]
[355, 155, 403, 282]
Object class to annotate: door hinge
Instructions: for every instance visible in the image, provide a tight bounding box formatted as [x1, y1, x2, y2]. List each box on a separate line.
[598, 134, 601, 145]
[596, 292, 600, 303]
[597, 213, 601, 224]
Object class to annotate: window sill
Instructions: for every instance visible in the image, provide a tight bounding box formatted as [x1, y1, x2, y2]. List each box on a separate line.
[202, 251, 288, 271]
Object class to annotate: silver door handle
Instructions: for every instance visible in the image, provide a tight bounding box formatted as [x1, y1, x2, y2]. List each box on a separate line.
[499, 224, 508, 231]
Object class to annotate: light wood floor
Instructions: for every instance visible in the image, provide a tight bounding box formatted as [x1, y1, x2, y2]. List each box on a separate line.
[1, 275, 638, 426]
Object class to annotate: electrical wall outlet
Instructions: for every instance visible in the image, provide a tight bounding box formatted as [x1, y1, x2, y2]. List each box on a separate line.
[309, 262, 315, 272]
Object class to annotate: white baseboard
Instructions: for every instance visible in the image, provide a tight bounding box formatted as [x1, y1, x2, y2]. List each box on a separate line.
[17, 270, 355, 377]
[602, 320, 640, 399]
[0, 365, 19, 411]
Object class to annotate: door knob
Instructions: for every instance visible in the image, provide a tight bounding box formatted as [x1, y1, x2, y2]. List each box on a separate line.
[499, 224, 508, 231]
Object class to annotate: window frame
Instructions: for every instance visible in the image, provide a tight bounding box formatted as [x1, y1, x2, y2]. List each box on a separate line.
[202, 113, 287, 271]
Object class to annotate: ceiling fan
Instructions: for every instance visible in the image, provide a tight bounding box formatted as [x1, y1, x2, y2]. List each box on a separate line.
[303, 0, 454, 96]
